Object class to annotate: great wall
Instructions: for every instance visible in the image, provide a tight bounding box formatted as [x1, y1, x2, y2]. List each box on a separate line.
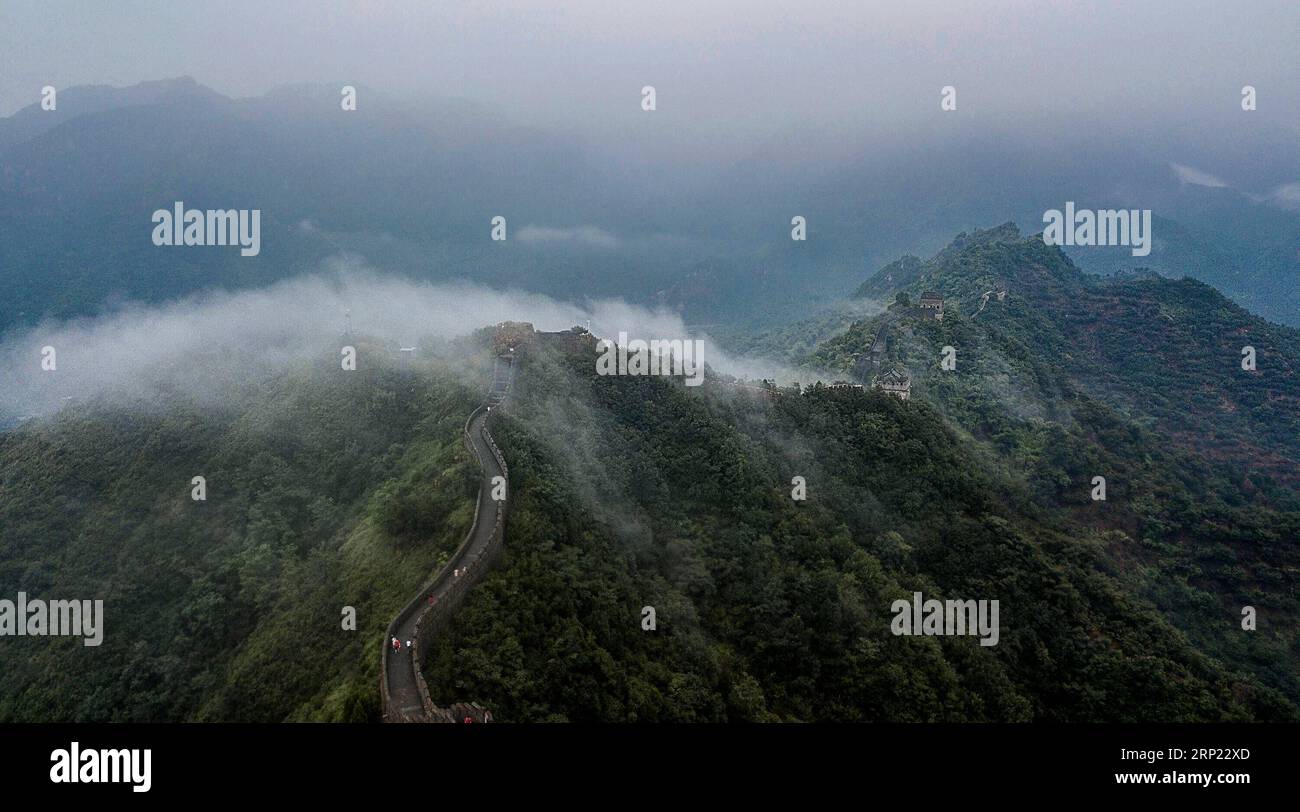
[380, 353, 514, 723]
[377, 323, 843, 723]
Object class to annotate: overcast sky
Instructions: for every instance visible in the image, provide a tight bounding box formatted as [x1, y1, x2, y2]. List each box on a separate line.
[2, 0, 1297, 150]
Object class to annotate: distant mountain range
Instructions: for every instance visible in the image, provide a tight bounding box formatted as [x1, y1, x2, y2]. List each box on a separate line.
[1, 77, 1296, 333]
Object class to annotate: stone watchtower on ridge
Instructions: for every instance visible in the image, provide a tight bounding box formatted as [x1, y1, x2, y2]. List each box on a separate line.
[874, 367, 912, 400]
[918, 291, 944, 321]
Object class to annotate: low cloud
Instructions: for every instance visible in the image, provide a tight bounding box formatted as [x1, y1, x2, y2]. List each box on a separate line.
[516, 224, 620, 248]
[0, 257, 828, 422]
[1170, 162, 1228, 188]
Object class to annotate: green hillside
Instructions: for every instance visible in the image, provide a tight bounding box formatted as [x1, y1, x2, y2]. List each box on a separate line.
[0, 344, 482, 721]
[2, 226, 1294, 722]
[422, 339, 1297, 721]
[814, 225, 1300, 702]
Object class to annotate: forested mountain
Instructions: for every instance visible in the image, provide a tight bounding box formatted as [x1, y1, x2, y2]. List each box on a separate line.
[0, 343, 486, 721]
[1, 223, 1294, 722]
[836, 223, 1300, 483]
[423, 227, 1297, 721]
[423, 334, 1296, 721]
[826, 226, 1299, 705]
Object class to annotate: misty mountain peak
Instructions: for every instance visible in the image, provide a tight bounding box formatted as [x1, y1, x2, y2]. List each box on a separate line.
[946, 222, 1023, 251]
[0, 76, 227, 154]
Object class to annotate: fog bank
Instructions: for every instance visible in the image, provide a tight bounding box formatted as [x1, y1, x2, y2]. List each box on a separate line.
[0, 258, 830, 421]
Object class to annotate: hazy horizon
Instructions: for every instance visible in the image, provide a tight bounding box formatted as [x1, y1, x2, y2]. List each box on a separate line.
[3, 0, 1298, 162]
[1, 1, 1296, 333]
